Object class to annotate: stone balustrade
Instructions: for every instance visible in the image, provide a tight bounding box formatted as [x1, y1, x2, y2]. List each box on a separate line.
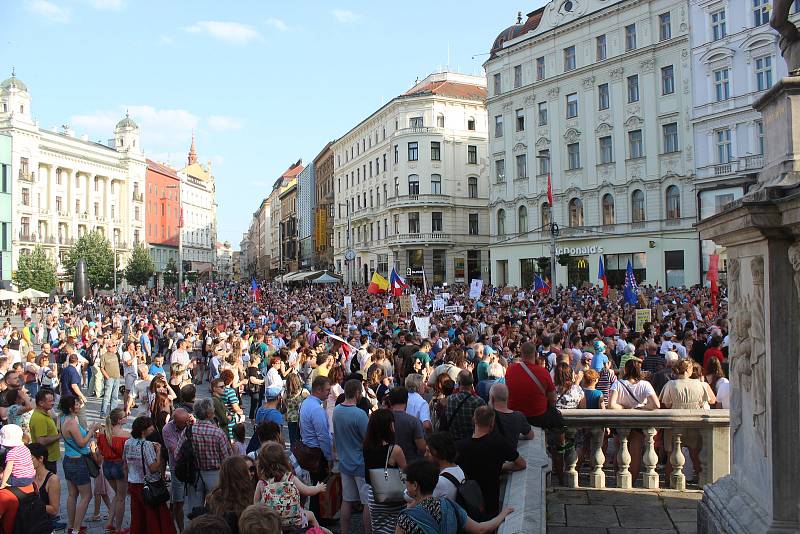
[559, 409, 730, 491]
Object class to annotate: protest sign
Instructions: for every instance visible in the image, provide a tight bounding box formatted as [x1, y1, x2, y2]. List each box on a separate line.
[413, 316, 430, 338]
[433, 299, 445, 312]
[399, 296, 412, 313]
[469, 279, 483, 299]
[635, 308, 652, 332]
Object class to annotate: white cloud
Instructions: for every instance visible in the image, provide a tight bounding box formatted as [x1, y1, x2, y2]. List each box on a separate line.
[27, 0, 70, 23]
[265, 17, 288, 31]
[158, 35, 173, 46]
[208, 115, 243, 132]
[332, 9, 360, 23]
[86, 0, 123, 10]
[184, 21, 261, 44]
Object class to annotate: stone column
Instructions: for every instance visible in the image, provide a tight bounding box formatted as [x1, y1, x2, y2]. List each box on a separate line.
[697, 76, 800, 534]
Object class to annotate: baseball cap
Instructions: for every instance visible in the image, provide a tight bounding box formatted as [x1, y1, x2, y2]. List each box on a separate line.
[265, 386, 283, 400]
[664, 331, 675, 338]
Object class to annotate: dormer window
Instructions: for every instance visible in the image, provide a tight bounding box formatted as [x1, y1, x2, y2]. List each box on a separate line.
[2, 103, 6, 112]
[19, 105, 23, 113]
[120, 138, 124, 147]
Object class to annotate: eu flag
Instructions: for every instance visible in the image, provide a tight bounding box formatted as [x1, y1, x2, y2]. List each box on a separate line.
[623, 260, 638, 305]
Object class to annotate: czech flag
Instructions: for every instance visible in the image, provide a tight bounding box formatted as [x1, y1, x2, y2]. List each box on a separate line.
[598, 257, 609, 298]
[389, 267, 409, 296]
[368, 272, 390, 294]
[534, 274, 550, 294]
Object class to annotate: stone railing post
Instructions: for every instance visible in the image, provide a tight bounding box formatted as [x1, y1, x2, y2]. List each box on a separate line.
[616, 427, 633, 489]
[564, 430, 579, 488]
[641, 427, 660, 489]
[589, 427, 606, 488]
[670, 433, 686, 490]
[699, 424, 730, 487]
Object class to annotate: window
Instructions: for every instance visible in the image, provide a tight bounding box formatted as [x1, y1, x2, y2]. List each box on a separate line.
[518, 206, 528, 233]
[663, 122, 679, 153]
[756, 120, 765, 154]
[536, 56, 545, 80]
[516, 154, 528, 179]
[629, 129, 644, 158]
[394, 144, 398, 163]
[625, 24, 637, 50]
[753, 0, 769, 26]
[495, 159, 506, 183]
[432, 212, 443, 232]
[538, 102, 548, 125]
[394, 214, 400, 234]
[0, 164, 7, 193]
[566, 93, 578, 118]
[598, 83, 610, 110]
[495, 115, 504, 137]
[542, 203, 551, 227]
[431, 174, 442, 195]
[468, 145, 478, 164]
[716, 129, 733, 163]
[564, 46, 576, 71]
[394, 176, 399, 196]
[21, 217, 29, 236]
[408, 174, 420, 195]
[516, 109, 525, 131]
[410, 117, 423, 128]
[627, 74, 639, 102]
[408, 142, 418, 161]
[659, 65, 675, 95]
[596, 34, 607, 61]
[665, 250, 685, 287]
[22, 188, 29, 205]
[494, 73, 502, 95]
[631, 189, 646, 222]
[568, 198, 584, 226]
[469, 213, 479, 235]
[714, 69, 730, 101]
[431, 141, 441, 161]
[538, 150, 550, 175]
[497, 209, 506, 235]
[659, 12, 672, 40]
[666, 185, 681, 219]
[756, 56, 773, 91]
[56, 197, 62, 213]
[567, 142, 581, 170]
[408, 212, 420, 234]
[602, 193, 615, 225]
[436, 114, 445, 128]
[514, 64, 523, 88]
[468, 176, 478, 198]
[94, 177, 99, 192]
[604, 252, 647, 286]
[467, 117, 476, 131]
[711, 10, 727, 41]
[599, 136, 614, 163]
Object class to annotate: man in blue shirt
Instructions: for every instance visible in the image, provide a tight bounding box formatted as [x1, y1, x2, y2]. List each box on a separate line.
[60, 353, 85, 403]
[299, 375, 333, 518]
[332, 379, 370, 534]
[256, 386, 286, 427]
[148, 354, 166, 377]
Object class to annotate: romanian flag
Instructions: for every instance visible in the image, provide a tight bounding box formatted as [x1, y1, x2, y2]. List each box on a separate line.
[598, 257, 609, 298]
[368, 272, 389, 294]
[389, 267, 409, 296]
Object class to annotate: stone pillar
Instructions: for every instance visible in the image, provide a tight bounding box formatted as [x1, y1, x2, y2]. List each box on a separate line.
[696, 76, 800, 534]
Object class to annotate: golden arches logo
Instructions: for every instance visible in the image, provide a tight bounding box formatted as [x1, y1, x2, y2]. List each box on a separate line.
[576, 258, 588, 269]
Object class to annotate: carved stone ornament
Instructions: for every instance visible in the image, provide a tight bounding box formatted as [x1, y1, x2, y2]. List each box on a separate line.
[535, 136, 551, 148]
[789, 242, 800, 300]
[547, 87, 560, 98]
[624, 115, 643, 129]
[749, 256, 767, 456]
[598, 112, 611, 123]
[563, 128, 581, 143]
[512, 142, 527, 153]
[610, 66, 625, 80]
[595, 122, 613, 134]
[640, 58, 655, 73]
[502, 101, 513, 111]
[626, 105, 641, 118]
[524, 94, 537, 106]
[582, 76, 596, 89]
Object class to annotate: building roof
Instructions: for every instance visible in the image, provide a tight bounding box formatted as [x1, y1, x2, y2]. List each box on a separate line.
[403, 80, 487, 101]
[116, 112, 138, 130]
[490, 9, 544, 59]
[281, 159, 304, 179]
[146, 159, 179, 179]
[0, 72, 27, 93]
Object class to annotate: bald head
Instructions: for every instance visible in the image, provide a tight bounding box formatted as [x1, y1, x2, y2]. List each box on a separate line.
[173, 408, 191, 429]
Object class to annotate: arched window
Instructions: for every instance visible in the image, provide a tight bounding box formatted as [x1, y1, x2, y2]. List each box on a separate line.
[602, 193, 615, 225]
[518, 206, 528, 234]
[408, 174, 419, 195]
[568, 198, 584, 227]
[541, 203, 551, 228]
[468, 176, 478, 198]
[631, 189, 645, 222]
[666, 185, 681, 219]
[497, 209, 506, 235]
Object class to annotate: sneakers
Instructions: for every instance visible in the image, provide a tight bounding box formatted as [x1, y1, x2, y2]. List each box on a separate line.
[556, 440, 576, 455]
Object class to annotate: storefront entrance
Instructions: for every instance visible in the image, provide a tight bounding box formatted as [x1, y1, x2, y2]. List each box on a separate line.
[567, 255, 590, 287]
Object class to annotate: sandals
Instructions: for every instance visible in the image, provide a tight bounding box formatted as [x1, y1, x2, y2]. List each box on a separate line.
[89, 514, 108, 522]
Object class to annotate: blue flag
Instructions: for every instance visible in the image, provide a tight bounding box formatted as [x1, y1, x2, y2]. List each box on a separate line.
[623, 260, 638, 305]
[251, 278, 258, 291]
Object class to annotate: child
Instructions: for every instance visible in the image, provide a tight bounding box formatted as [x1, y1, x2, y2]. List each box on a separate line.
[0, 424, 35, 488]
[253, 442, 331, 533]
[232, 423, 248, 456]
[581, 369, 606, 409]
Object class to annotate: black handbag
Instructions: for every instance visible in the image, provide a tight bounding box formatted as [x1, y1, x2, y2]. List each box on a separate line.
[140, 442, 170, 507]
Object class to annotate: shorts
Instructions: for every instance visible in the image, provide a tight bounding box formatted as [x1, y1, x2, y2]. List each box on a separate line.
[63, 456, 90, 486]
[340, 473, 369, 504]
[526, 406, 566, 431]
[124, 374, 136, 391]
[170, 475, 186, 503]
[102, 460, 125, 481]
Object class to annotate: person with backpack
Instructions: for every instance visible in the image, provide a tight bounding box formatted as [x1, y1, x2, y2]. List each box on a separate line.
[423, 432, 465, 501]
[28, 442, 65, 532]
[163, 408, 193, 531]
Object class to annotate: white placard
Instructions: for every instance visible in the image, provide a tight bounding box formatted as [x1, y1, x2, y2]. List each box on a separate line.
[432, 299, 445, 312]
[444, 305, 460, 314]
[386, 302, 394, 310]
[502, 293, 512, 301]
[441, 292, 451, 302]
[413, 316, 430, 338]
[411, 294, 419, 313]
[517, 291, 526, 301]
[469, 279, 483, 299]
[344, 296, 352, 306]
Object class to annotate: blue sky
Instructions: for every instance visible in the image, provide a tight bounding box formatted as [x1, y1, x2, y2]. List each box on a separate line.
[2, 0, 539, 246]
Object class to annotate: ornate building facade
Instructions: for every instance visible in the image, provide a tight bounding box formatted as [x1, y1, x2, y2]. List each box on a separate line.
[178, 137, 217, 275]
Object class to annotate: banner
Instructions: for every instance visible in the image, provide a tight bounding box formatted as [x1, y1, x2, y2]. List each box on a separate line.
[343, 296, 352, 306]
[441, 292, 451, 302]
[635, 308, 652, 332]
[444, 305, 462, 314]
[517, 291, 526, 301]
[411, 294, 419, 313]
[502, 293, 512, 301]
[469, 279, 483, 299]
[399, 296, 412, 313]
[432, 299, 445, 312]
[413, 316, 431, 339]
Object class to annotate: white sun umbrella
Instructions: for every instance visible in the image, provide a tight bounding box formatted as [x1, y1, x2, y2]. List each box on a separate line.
[19, 287, 49, 299]
[0, 289, 21, 301]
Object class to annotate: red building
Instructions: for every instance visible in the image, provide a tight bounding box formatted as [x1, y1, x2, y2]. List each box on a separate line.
[145, 159, 181, 279]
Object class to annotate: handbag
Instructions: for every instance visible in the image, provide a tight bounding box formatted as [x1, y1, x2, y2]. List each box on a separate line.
[84, 452, 100, 478]
[139, 442, 170, 507]
[368, 445, 406, 503]
[291, 441, 322, 473]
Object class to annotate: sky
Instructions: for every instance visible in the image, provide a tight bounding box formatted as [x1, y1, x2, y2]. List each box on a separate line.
[2, 0, 543, 247]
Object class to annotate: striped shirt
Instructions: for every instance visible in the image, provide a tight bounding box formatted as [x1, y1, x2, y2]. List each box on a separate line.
[6, 445, 36, 481]
[222, 386, 239, 438]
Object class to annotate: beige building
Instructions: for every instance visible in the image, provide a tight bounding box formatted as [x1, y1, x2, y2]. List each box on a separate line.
[333, 71, 491, 287]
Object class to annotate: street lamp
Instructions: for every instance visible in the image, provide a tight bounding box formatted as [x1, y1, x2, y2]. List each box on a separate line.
[337, 201, 354, 293]
[536, 153, 558, 300]
[166, 184, 182, 301]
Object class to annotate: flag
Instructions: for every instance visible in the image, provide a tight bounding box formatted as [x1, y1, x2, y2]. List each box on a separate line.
[534, 274, 550, 294]
[623, 260, 639, 305]
[598, 257, 609, 298]
[707, 254, 720, 311]
[389, 267, 409, 296]
[547, 173, 554, 207]
[251, 278, 257, 291]
[367, 272, 389, 294]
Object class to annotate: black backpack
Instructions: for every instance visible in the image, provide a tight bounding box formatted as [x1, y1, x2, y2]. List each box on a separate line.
[174, 426, 199, 484]
[441, 472, 485, 520]
[10, 487, 52, 534]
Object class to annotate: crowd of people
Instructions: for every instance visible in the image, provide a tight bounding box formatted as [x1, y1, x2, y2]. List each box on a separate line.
[0, 277, 729, 534]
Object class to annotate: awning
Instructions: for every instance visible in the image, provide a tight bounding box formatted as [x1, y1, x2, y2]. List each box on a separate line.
[311, 271, 342, 284]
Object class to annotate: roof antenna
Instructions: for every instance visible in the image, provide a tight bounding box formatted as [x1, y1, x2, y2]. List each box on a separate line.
[11, 66, 15, 77]
[517, 11, 523, 24]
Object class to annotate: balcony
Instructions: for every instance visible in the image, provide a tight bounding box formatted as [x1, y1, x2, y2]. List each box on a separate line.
[697, 155, 764, 181]
[385, 232, 455, 246]
[350, 206, 376, 223]
[393, 126, 444, 137]
[18, 170, 34, 182]
[385, 194, 453, 208]
[18, 232, 33, 242]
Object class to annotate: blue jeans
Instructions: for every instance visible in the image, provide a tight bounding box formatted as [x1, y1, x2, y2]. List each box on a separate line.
[101, 377, 121, 415]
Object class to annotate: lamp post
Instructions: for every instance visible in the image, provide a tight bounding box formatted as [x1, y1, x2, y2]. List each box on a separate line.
[166, 184, 182, 301]
[536, 153, 558, 300]
[338, 201, 354, 293]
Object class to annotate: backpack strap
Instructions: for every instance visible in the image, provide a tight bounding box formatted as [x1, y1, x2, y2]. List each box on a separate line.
[440, 471, 464, 488]
[442, 393, 470, 431]
[518, 362, 547, 395]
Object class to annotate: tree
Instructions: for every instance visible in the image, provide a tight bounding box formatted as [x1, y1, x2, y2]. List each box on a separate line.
[163, 257, 178, 286]
[124, 243, 155, 288]
[64, 231, 115, 289]
[13, 245, 57, 293]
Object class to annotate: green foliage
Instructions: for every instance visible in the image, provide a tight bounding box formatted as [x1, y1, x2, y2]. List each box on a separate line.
[163, 257, 179, 286]
[12, 245, 57, 293]
[124, 243, 155, 288]
[557, 253, 572, 267]
[536, 256, 551, 273]
[63, 231, 115, 289]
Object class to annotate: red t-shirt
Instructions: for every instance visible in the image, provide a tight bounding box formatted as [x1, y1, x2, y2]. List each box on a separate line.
[505, 361, 555, 417]
[703, 346, 725, 367]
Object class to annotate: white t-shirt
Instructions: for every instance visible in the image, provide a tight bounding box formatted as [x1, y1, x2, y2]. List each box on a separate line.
[170, 349, 191, 368]
[406, 392, 431, 424]
[714, 378, 730, 408]
[434, 466, 465, 500]
[611, 379, 656, 409]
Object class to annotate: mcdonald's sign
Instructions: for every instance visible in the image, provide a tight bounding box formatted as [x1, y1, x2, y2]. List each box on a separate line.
[576, 258, 588, 269]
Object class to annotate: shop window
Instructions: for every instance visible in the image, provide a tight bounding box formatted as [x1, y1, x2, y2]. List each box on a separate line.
[604, 252, 646, 287]
[665, 250, 685, 288]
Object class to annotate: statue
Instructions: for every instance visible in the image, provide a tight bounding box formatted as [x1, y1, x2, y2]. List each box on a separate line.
[789, 242, 800, 299]
[771, 0, 800, 74]
[74, 258, 91, 303]
[749, 256, 767, 456]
